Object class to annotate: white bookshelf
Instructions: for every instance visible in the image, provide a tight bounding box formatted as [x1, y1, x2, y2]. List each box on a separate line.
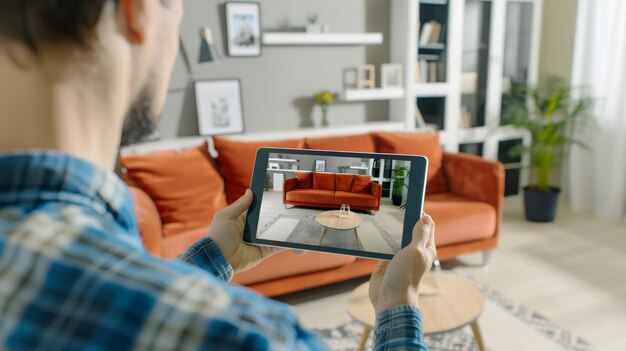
[389, 0, 542, 194]
[263, 33, 383, 46]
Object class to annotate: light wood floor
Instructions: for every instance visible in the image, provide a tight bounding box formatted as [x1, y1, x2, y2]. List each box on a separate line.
[278, 197, 626, 351]
[448, 197, 626, 351]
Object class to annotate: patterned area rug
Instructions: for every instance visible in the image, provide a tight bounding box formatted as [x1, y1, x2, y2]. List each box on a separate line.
[260, 213, 400, 252]
[312, 274, 593, 351]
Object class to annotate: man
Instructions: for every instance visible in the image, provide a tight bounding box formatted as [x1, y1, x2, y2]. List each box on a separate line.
[0, 1, 436, 350]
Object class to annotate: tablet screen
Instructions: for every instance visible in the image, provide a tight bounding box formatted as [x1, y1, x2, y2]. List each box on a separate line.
[246, 148, 427, 260]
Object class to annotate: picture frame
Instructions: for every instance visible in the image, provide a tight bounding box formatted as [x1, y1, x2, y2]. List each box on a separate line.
[357, 64, 376, 89]
[225, 2, 262, 57]
[381, 64, 403, 88]
[315, 160, 326, 172]
[195, 79, 245, 136]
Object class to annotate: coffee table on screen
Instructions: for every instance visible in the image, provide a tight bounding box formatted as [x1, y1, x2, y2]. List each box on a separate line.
[347, 272, 486, 351]
[315, 210, 362, 248]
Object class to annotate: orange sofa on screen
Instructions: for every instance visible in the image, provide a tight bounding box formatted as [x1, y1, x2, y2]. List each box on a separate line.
[283, 172, 382, 211]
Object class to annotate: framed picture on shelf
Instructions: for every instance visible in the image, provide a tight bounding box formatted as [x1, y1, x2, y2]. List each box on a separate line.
[225, 2, 262, 57]
[315, 160, 326, 172]
[195, 79, 245, 136]
[381, 64, 403, 88]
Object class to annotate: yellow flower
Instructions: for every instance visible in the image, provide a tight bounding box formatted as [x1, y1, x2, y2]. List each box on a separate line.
[315, 90, 337, 106]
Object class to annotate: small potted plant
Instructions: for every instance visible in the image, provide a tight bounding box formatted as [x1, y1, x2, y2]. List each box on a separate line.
[504, 76, 592, 222]
[392, 166, 410, 206]
[314, 90, 338, 127]
[337, 165, 350, 173]
[306, 14, 321, 33]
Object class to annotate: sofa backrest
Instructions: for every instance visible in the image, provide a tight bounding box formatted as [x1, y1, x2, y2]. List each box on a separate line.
[312, 172, 335, 191]
[335, 174, 354, 192]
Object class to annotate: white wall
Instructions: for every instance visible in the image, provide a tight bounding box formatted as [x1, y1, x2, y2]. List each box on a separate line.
[538, 0, 578, 82]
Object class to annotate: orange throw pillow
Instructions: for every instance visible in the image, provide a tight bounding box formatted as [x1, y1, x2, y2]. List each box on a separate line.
[372, 132, 448, 194]
[352, 175, 372, 194]
[313, 172, 335, 191]
[335, 174, 354, 192]
[305, 134, 376, 152]
[121, 141, 228, 238]
[295, 171, 312, 188]
[213, 137, 305, 204]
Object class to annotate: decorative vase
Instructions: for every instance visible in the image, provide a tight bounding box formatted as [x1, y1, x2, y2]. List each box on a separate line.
[320, 104, 329, 127]
[523, 186, 561, 222]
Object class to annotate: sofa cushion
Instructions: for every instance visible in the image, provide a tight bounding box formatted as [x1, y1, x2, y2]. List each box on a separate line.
[335, 174, 354, 192]
[121, 141, 227, 238]
[213, 137, 305, 204]
[334, 191, 378, 208]
[286, 189, 335, 204]
[161, 226, 209, 259]
[232, 250, 356, 286]
[313, 172, 335, 191]
[128, 186, 163, 256]
[424, 192, 496, 246]
[372, 132, 448, 194]
[295, 171, 312, 189]
[305, 134, 376, 152]
[352, 175, 372, 194]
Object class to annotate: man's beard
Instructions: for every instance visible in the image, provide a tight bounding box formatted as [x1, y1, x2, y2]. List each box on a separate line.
[120, 88, 161, 147]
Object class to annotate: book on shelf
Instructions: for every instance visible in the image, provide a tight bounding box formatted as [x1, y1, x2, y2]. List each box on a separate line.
[430, 22, 442, 44]
[419, 21, 444, 45]
[419, 22, 433, 45]
[428, 62, 438, 83]
[459, 105, 475, 128]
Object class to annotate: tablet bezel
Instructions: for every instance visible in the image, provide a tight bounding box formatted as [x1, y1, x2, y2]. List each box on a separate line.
[244, 148, 428, 260]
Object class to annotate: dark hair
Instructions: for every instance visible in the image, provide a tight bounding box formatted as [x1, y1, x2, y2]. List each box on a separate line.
[0, 0, 113, 54]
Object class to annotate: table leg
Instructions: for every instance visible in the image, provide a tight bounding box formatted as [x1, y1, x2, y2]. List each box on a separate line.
[318, 227, 326, 246]
[470, 321, 486, 351]
[357, 327, 371, 351]
[354, 228, 362, 250]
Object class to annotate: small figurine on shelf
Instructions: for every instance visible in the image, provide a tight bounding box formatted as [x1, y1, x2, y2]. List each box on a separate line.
[314, 90, 337, 127]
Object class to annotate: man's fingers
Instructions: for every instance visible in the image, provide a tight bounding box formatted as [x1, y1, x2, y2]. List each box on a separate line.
[411, 215, 434, 247]
[219, 189, 253, 219]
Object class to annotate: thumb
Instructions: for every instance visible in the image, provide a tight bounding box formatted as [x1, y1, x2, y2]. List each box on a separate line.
[412, 215, 434, 247]
[221, 189, 253, 218]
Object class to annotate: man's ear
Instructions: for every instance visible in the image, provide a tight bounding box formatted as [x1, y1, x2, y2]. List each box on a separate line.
[120, 0, 147, 44]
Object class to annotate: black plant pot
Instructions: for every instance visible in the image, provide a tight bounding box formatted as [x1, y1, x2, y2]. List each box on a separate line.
[392, 195, 403, 206]
[523, 186, 561, 223]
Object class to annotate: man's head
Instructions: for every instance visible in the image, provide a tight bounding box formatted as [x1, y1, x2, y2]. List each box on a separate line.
[0, 0, 183, 148]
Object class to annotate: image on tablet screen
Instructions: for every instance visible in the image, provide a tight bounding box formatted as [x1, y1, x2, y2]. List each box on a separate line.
[257, 152, 413, 255]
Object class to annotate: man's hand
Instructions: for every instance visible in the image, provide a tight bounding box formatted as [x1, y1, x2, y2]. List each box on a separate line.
[208, 190, 282, 273]
[369, 215, 436, 315]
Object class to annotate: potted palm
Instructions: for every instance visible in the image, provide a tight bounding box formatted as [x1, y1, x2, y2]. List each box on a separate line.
[503, 76, 592, 222]
[392, 166, 410, 206]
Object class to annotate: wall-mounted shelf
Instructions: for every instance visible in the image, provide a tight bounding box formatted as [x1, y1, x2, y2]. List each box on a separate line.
[268, 158, 297, 162]
[419, 43, 446, 50]
[414, 83, 450, 97]
[262, 32, 383, 46]
[341, 88, 405, 101]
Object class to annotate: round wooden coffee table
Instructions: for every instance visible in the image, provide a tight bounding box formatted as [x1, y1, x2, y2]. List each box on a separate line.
[315, 210, 362, 247]
[347, 272, 486, 351]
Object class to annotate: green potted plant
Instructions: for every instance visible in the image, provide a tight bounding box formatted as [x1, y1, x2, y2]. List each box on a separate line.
[337, 165, 350, 173]
[314, 90, 337, 127]
[503, 76, 592, 222]
[391, 166, 410, 206]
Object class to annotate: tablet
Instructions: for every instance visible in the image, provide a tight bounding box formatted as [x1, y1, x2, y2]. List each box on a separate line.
[244, 148, 428, 260]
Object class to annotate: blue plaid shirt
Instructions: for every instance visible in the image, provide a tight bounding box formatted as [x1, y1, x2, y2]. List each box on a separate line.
[0, 152, 426, 350]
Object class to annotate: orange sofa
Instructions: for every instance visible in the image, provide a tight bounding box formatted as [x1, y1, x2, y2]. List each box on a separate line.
[283, 172, 383, 211]
[120, 131, 504, 297]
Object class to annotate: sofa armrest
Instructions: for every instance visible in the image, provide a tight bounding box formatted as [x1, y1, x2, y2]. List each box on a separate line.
[371, 182, 382, 207]
[128, 186, 163, 256]
[283, 177, 298, 203]
[442, 152, 505, 215]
